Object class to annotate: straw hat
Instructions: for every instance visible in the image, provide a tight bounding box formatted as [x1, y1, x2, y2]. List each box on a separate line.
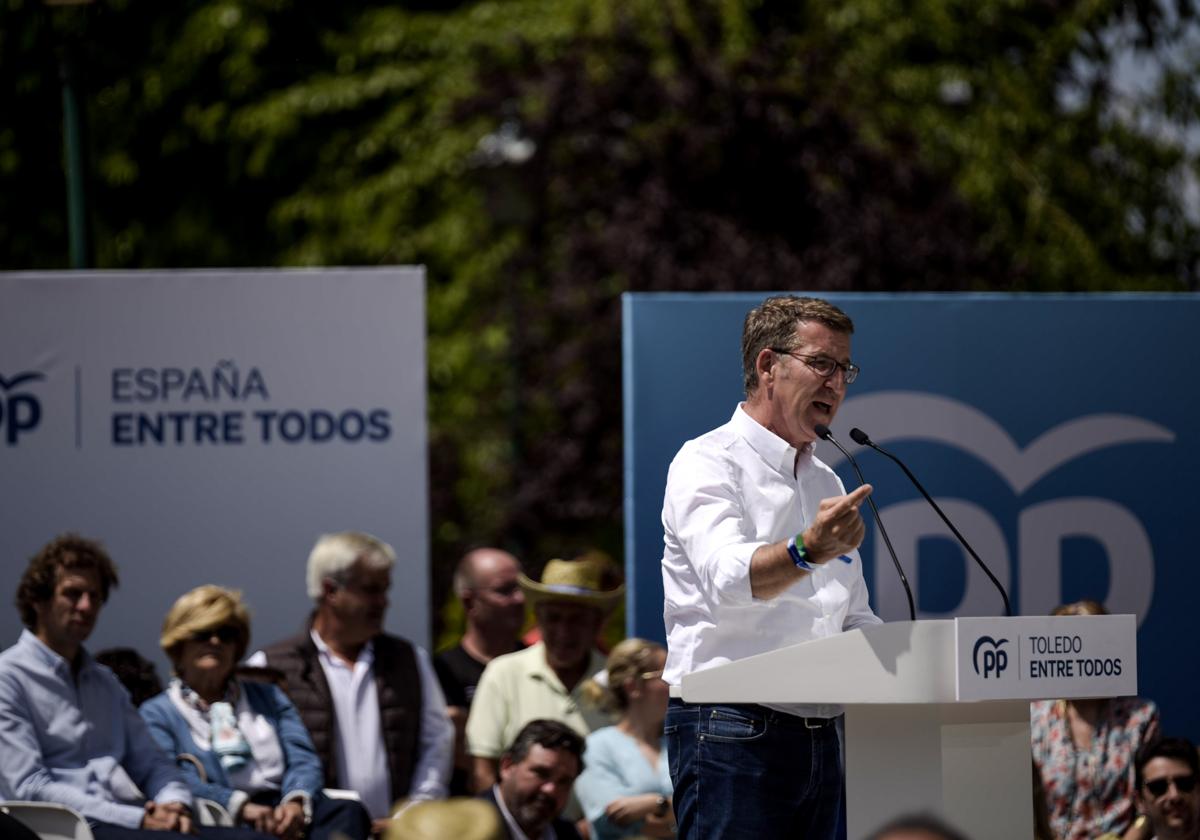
[384, 798, 504, 840]
[518, 555, 624, 611]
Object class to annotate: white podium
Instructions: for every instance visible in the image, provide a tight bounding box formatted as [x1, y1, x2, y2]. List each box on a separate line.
[677, 616, 1138, 840]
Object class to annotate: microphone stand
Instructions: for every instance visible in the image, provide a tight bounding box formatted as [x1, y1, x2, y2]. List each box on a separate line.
[849, 427, 1012, 617]
[815, 424, 916, 621]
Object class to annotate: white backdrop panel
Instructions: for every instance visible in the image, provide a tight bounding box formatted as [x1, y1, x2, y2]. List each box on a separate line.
[0, 267, 428, 672]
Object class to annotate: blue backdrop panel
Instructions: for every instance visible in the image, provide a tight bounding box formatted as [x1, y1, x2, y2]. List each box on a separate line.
[623, 292, 1199, 740]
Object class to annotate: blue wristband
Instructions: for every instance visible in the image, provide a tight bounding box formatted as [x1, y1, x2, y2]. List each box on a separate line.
[787, 534, 815, 571]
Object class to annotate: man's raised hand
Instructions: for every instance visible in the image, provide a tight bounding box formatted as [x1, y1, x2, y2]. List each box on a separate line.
[802, 484, 872, 563]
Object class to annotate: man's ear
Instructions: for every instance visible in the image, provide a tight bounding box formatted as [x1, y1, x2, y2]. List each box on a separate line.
[498, 754, 515, 782]
[320, 577, 339, 603]
[756, 347, 776, 385]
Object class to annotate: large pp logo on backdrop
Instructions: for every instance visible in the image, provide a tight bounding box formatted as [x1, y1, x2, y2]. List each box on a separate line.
[831, 392, 1175, 622]
[0, 371, 44, 445]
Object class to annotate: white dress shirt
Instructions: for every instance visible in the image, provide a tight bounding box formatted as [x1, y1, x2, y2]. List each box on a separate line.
[661, 404, 881, 717]
[247, 631, 453, 819]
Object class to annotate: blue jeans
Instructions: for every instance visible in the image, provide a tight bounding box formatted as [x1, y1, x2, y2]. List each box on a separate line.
[665, 698, 844, 840]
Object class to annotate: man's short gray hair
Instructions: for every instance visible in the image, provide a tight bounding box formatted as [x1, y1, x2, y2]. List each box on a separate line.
[741, 295, 854, 394]
[306, 531, 396, 600]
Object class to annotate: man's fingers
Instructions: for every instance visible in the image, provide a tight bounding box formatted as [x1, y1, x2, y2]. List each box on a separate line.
[845, 483, 872, 507]
[819, 484, 872, 517]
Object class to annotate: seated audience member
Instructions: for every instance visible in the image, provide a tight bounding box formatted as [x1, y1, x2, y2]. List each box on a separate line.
[574, 639, 674, 839]
[436, 547, 527, 795]
[467, 556, 621, 793]
[865, 814, 971, 840]
[249, 531, 453, 832]
[521, 550, 623, 654]
[1031, 600, 1159, 840]
[140, 586, 371, 840]
[1131, 737, 1200, 840]
[480, 719, 586, 840]
[0, 533, 267, 839]
[96, 647, 164, 707]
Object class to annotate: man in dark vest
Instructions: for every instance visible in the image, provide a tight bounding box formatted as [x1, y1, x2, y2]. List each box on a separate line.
[251, 532, 453, 834]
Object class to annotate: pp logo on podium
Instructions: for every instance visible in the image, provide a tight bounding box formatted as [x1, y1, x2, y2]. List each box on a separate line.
[972, 636, 1009, 679]
[0, 372, 45, 445]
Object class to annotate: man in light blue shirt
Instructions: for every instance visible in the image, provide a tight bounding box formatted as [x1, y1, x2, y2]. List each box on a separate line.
[0, 533, 268, 840]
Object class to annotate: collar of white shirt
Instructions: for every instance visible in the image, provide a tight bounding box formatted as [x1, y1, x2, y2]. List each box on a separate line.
[491, 784, 555, 840]
[731, 403, 815, 476]
[310, 628, 374, 670]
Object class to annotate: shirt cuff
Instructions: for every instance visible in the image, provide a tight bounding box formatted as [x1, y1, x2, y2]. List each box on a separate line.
[111, 802, 150, 829]
[226, 790, 250, 822]
[152, 783, 194, 809]
[712, 542, 762, 604]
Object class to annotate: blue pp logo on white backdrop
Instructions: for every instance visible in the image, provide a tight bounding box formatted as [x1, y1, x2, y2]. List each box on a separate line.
[830, 392, 1176, 624]
[0, 371, 44, 445]
[972, 636, 1009, 678]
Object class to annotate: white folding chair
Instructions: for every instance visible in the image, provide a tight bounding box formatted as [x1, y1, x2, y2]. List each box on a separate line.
[0, 801, 94, 840]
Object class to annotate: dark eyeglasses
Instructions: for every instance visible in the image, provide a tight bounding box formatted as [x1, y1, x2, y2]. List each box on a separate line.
[189, 625, 239, 644]
[771, 349, 860, 385]
[1145, 774, 1196, 796]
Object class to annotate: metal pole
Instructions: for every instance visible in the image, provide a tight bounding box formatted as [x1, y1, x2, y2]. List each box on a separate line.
[60, 46, 90, 268]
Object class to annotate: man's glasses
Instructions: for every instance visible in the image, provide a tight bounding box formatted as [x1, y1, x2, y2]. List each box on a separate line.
[189, 625, 239, 644]
[1145, 774, 1196, 797]
[772, 349, 860, 385]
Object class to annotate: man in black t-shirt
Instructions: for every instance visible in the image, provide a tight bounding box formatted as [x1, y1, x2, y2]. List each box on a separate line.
[435, 548, 526, 793]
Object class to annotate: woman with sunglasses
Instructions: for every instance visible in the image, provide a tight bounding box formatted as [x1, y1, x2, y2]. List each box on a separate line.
[140, 585, 370, 840]
[574, 638, 675, 839]
[1031, 600, 1160, 840]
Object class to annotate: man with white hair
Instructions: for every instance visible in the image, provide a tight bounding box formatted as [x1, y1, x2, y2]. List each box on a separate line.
[252, 532, 453, 832]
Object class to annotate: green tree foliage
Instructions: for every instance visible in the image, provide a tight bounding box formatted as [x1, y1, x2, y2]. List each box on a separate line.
[2, 0, 1196, 621]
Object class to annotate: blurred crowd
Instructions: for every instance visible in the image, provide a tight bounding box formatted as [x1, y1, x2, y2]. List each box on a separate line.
[0, 533, 1196, 840]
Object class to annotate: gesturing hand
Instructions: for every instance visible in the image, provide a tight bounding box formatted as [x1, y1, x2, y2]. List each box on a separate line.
[802, 484, 871, 564]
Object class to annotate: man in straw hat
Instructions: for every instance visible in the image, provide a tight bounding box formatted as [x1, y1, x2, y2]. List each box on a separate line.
[466, 554, 621, 794]
[661, 295, 881, 839]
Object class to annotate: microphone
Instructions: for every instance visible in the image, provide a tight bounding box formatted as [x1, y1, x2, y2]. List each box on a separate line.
[814, 424, 915, 621]
[849, 427, 1012, 616]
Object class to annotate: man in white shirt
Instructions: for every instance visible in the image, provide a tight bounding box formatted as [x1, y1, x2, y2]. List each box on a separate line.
[252, 531, 453, 833]
[661, 295, 881, 840]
